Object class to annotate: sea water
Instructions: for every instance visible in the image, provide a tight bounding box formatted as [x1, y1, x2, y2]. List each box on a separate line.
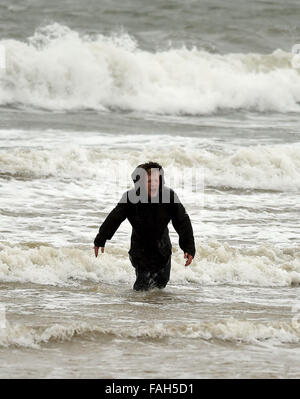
[0, 0, 300, 378]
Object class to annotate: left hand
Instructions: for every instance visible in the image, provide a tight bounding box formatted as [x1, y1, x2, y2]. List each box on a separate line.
[184, 252, 193, 267]
[94, 246, 105, 258]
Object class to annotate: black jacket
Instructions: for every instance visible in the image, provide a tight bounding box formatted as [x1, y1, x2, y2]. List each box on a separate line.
[94, 189, 196, 259]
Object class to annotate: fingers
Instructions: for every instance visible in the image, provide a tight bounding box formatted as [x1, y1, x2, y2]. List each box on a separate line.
[184, 253, 193, 267]
[185, 255, 193, 266]
[94, 246, 105, 258]
[186, 255, 193, 266]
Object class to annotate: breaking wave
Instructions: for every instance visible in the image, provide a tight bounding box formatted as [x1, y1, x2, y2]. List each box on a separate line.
[1, 138, 300, 191]
[1, 318, 299, 348]
[0, 241, 299, 287]
[1, 23, 300, 114]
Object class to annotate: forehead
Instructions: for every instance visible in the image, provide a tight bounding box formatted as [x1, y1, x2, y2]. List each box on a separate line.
[146, 169, 160, 178]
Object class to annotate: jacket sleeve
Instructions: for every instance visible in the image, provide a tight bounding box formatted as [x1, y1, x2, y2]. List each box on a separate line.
[170, 191, 196, 257]
[94, 192, 129, 247]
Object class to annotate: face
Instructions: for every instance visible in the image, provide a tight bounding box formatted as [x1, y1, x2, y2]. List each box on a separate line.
[144, 169, 160, 198]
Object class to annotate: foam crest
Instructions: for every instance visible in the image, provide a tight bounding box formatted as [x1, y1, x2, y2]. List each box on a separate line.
[0, 242, 299, 287]
[1, 140, 300, 191]
[1, 318, 299, 348]
[1, 23, 300, 114]
[171, 241, 300, 287]
[0, 242, 133, 286]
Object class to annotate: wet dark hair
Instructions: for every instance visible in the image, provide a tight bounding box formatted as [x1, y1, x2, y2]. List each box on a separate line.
[131, 161, 165, 189]
[138, 161, 163, 174]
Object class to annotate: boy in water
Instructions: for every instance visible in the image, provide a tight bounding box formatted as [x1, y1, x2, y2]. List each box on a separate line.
[94, 162, 195, 291]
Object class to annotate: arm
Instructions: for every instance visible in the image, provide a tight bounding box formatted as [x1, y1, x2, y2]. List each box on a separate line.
[171, 191, 196, 264]
[94, 192, 128, 255]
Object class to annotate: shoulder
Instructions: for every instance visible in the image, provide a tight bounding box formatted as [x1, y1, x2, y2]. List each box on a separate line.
[161, 186, 181, 205]
[119, 189, 138, 205]
[162, 187, 179, 201]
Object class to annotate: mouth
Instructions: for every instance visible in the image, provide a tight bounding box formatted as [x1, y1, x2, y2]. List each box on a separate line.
[150, 188, 158, 195]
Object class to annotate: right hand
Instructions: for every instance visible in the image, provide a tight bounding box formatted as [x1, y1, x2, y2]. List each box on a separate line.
[94, 246, 104, 257]
[184, 252, 193, 267]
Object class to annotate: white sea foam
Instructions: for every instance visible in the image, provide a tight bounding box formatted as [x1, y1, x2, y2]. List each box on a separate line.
[171, 241, 300, 287]
[1, 23, 300, 114]
[0, 241, 299, 287]
[1, 139, 300, 191]
[1, 318, 299, 348]
[0, 242, 133, 286]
